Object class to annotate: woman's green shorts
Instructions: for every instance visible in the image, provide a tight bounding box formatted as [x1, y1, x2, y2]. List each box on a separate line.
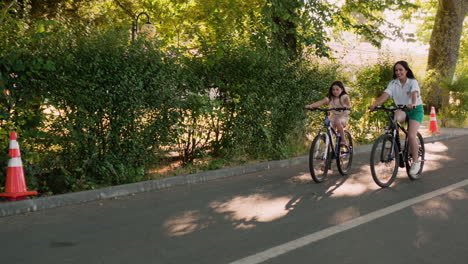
[404, 104, 424, 123]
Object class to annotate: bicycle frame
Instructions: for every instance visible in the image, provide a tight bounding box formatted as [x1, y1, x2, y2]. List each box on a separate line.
[381, 108, 409, 165]
[317, 112, 341, 160]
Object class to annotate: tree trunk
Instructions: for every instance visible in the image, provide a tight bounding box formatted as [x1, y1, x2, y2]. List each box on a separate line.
[269, 0, 299, 59]
[272, 13, 298, 59]
[425, 0, 468, 108]
[425, 0, 467, 110]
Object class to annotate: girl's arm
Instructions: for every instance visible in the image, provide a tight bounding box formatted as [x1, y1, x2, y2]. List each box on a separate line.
[306, 98, 329, 109]
[342, 95, 351, 108]
[369, 93, 390, 110]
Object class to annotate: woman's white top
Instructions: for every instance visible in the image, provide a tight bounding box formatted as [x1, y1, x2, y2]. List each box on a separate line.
[384, 78, 423, 106]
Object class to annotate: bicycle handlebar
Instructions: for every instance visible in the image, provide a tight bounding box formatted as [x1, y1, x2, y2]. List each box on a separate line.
[305, 107, 351, 112]
[370, 105, 409, 112]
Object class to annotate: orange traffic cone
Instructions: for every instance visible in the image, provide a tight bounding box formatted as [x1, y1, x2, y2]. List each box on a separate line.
[429, 106, 439, 134]
[0, 132, 37, 201]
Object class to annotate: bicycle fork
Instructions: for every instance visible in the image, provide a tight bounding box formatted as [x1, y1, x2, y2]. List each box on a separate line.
[313, 132, 330, 161]
[315, 132, 331, 163]
[380, 128, 401, 165]
[392, 130, 405, 167]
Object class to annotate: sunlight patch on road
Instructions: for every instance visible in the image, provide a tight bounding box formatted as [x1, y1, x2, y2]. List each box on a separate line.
[412, 189, 468, 220]
[412, 188, 468, 247]
[412, 197, 451, 220]
[422, 141, 453, 173]
[210, 194, 293, 229]
[447, 189, 468, 200]
[425, 141, 448, 153]
[163, 210, 211, 237]
[326, 165, 380, 197]
[329, 206, 361, 225]
[424, 152, 452, 163]
[414, 225, 432, 248]
[288, 173, 313, 184]
[327, 179, 377, 197]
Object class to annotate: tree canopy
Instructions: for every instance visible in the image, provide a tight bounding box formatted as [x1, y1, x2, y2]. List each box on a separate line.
[2, 0, 419, 58]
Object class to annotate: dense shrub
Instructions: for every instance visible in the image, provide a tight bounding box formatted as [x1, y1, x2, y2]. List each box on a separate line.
[424, 71, 467, 128]
[1, 27, 182, 193]
[186, 48, 338, 161]
[1, 23, 340, 194]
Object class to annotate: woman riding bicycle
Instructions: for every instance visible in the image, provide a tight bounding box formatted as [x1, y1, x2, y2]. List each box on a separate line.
[305, 80, 351, 145]
[369, 61, 424, 177]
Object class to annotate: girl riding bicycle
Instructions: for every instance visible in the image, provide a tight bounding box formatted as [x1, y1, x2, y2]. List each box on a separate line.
[369, 61, 424, 176]
[306, 80, 351, 145]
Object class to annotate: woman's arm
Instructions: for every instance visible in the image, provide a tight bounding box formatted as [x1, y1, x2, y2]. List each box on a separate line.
[369, 93, 390, 110]
[407, 91, 418, 109]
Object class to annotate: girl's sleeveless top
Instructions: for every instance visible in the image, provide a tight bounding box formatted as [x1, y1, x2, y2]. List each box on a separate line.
[329, 95, 350, 121]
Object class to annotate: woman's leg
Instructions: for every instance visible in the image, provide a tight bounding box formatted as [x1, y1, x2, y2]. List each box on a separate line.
[408, 119, 421, 162]
[395, 110, 406, 123]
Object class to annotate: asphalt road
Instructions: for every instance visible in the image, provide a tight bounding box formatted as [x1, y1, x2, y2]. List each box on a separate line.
[1, 135, 467, 264]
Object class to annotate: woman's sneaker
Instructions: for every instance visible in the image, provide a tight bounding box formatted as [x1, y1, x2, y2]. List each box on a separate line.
[410, 161, 420, 176]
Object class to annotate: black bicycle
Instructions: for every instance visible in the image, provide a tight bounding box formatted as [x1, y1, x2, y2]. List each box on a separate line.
[306, 107, 353, 183]
[369, 105, 425, 188]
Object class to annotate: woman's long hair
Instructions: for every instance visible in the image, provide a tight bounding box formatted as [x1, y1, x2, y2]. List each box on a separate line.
[393, 61, 416, 79]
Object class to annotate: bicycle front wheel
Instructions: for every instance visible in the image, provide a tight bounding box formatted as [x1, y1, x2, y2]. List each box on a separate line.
[405, 132, 425, 180]
[309, 133, 330, 183]
[337, 130, 353, 176]
[370, 134, 399, 188]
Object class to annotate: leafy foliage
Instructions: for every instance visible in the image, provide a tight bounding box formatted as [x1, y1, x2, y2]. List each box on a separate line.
[6, 0, 419, 58]
[349, 59, 394, 143]
[0, 18, 339, 194]
[0, 0, 432, 196]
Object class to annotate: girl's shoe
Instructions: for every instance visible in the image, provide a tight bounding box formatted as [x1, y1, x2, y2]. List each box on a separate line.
[340, 143, 350, 153]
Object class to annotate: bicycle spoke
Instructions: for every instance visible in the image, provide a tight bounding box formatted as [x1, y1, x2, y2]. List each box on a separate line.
[337, 130, 353, 175]
[370, 135, 398, 188]
[309, 134, 329, 183]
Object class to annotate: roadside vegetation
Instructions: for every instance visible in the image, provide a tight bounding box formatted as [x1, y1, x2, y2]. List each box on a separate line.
[0, 0, 466, 195]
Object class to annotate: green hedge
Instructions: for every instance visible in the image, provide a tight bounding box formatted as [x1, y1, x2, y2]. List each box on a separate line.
[0, 26, 339, 194]
[1, 23, 405, 195]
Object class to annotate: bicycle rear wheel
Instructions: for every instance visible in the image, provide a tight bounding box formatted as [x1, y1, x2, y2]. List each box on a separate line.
[405, 132, 425, 180]
[337, 130, 353, 175]
[370, 134, 399, 188]
[309, 133, 330, 183]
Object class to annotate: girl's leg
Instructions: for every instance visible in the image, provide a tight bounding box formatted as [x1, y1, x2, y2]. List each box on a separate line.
[408, 119, 421, 162]
[333, 120, 347, 145]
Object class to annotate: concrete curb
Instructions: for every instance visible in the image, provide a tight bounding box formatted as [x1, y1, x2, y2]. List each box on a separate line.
[1, 131, 467, 217]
